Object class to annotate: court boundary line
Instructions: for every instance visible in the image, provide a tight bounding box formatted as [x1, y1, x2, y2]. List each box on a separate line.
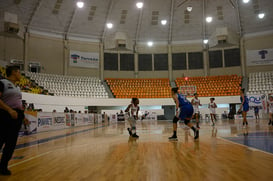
[8, 151, 53, 168]
[218, 137, 273, 156]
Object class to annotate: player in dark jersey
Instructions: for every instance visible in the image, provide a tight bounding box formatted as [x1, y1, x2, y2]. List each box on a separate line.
[169, 87, 199, 141]
[238, 89, 249, 128]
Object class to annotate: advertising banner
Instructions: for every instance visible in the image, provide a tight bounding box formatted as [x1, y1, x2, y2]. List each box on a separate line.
[70, 50, 99, 68]
[246, 48, 273, 66]
[23, 111, 38, 134]
[37, 112, 53, 132]
[52, 113, 66, 130]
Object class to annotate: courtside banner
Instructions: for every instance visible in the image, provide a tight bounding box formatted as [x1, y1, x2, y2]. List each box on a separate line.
[246, 48, 273, 66]
[52, 113, 66, 130]
[70, 50, 99, 68]
[37, 112, 53, 132]
[75, 114, 84, 126]
[24, 111, 38, 134]
[248, 94, 267, 113]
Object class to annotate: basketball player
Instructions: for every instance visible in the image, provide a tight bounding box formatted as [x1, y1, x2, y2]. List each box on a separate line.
[169, 87, 199, 141]
[267, 95, 273, 125]
[191, 93, 202, 128]
[208, 98, 217, 126]
[238, 89, 249, 128]
[125, 98, 140, 138]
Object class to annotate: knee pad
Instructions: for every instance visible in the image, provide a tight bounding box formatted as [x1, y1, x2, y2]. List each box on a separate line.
[173, 116, 179, 123]
[184, 119, 190, 125]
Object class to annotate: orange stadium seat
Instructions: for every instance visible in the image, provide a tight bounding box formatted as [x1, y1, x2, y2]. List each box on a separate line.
[105, 78, 172, 98]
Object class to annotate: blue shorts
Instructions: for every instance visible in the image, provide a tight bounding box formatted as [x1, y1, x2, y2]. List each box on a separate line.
[243, 105, 249, 112]
[179, 105, 194, 120]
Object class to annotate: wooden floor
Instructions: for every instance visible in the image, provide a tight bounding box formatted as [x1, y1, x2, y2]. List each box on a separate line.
[1, 118, 273, 181]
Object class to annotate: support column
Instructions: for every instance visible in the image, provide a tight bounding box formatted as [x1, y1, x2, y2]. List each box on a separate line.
[63, 39, 68, 75]
[203, 49, 209, 76]
[134, 52, 138, 78]
[100, 42, 104, 80]
[23, 32, 29, 72]
[240, 37, 246, 76]
[168, 44, 173, 81]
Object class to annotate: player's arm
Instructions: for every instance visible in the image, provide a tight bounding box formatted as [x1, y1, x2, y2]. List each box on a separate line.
[214, 103, 217, 108]
[191, 99, 194, 105]
[238, 96, 244, 111]
[136, 106, 139, 119]
[0, 82, 18, 119]
[208, 103, 210, 108]
[173, 94, 179, 110]
[125, 104, 131, 112]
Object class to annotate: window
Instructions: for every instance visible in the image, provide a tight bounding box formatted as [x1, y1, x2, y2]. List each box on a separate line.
[172, 53, 186, 70]
[104, 53, 118, 70]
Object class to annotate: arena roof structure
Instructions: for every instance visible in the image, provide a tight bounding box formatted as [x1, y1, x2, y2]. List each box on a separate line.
[0, 0, 272, 45]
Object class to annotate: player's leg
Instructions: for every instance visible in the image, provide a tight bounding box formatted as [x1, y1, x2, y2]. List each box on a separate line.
[185, 106, 199, 140]
[127, 117, 133, 136]
[210, 113, 215, 126]
[169, 116, 179, 141]
[131, 117, 139, 138]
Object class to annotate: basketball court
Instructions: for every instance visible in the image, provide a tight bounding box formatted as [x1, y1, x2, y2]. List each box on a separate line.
[1, 118, 273, 181]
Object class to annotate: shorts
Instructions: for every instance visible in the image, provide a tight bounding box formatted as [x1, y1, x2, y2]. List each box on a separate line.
[243, 105, 249, 112]
[179, 105, 194, 120]
[269, 109, 273, 114]
[209, 108, 216, 114]
[193, 106, 199, 114]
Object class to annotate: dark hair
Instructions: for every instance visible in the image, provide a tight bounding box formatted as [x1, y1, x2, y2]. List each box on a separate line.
[132, 97, 138, 103]
[171, 87, 179, 93]
[210, 97, 215, 101]
[194, 93, 198, 96]
[6, 65, 20, 77]
[240, 88, 245, 93]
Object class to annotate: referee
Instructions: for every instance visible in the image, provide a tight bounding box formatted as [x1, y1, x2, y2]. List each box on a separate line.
[0, 65, 25, 175]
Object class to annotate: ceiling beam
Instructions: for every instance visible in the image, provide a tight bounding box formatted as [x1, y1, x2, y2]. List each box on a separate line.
[168, 0, 175, 44]
[26, 0, 43, 31]
[134, 0, 145, 44]
[64, 7, 76, 40]
[101, 0, 114, 42]
[235, 0, 244, 37]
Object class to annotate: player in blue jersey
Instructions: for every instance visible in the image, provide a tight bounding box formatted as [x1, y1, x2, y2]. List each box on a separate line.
[238, 88, 249, 128]
[169, 87, 199, 141]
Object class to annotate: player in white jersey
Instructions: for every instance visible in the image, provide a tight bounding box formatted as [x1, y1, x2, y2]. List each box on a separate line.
[125, 98, 140, 138]
[191, 93, 202, 128]
[208, 98, 217, 126]
[267, 95, 273, 126]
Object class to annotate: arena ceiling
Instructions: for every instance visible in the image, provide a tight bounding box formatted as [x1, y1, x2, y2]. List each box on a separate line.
[0, 0, 273, 43]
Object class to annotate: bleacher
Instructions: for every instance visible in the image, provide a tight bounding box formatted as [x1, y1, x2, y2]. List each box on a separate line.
[0, 66, 45, 94]
[106, 78, 171, 98]
[25, 72, 109, 98]
[175, 75, 242, 97]
[248, 71, 273, 95]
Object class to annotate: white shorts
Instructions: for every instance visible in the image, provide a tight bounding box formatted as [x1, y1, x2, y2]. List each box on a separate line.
[193, 107, 199, 114]
[210, 108, 216, 114]
[269, 109, 273, 114]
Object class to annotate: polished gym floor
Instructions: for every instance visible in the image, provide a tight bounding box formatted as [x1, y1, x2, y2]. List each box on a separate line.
[1, 118, 273, 181]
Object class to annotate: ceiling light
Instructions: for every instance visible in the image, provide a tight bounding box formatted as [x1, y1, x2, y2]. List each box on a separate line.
[242, 0, 250, 3]
[206, 16, 213, 23]
[76, 1, 84, 8]
[258, 13, 265, 19]
[203, 39, 209, 44]
[106, 23, 113, 29]
[136, 2, 143, 9]
[147, 41, 153, 47]
[161, 20, 167, 25]
[187, 6, 193, 12]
